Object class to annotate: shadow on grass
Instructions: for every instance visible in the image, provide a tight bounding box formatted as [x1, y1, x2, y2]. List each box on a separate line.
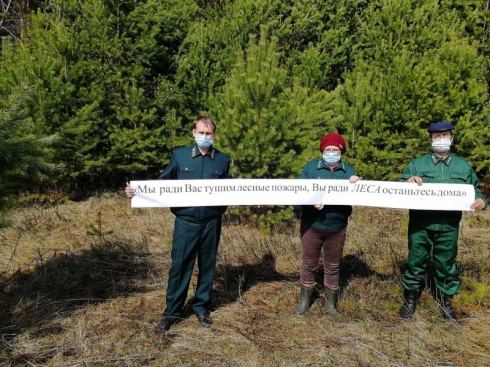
[210, 251, 396, 313]
[207, 252, 394, 317]
[0, 238, 156, 341]
[208, 251, 296, 312]
[340, 253, 393, 283]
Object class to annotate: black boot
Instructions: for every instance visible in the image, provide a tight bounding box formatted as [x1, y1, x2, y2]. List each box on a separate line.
[399, 289, 419, 319]
[294, 285, 315, 315]
[436, 291, 456, 320]
[324, 288, 339, 316]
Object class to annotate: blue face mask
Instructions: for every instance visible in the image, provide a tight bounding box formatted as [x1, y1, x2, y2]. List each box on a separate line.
[323, 152, 341, 165]
[195, 135, 213, 148]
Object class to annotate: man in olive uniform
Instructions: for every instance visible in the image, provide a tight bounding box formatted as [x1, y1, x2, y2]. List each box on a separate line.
[126, 116, 231, 332]
[398, 121, 487, 320]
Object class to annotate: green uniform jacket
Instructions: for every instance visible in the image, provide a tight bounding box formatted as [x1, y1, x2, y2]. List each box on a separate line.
[400, 153, 487, 230]
[159, 144, 231, 223]
[299, 159, 356, 230]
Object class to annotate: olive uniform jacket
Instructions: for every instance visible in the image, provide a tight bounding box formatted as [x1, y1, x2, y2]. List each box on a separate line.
[400, 153, 487, 230]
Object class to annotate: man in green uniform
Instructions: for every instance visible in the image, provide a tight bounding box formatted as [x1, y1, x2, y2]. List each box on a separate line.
[126, 116, 231, 332]
[398, 121, 487, 320]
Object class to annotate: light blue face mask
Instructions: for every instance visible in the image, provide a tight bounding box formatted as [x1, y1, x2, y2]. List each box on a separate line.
[431, 138, 451, 153]
[195, 135, 213, 148]
[323, 152, 341, 164]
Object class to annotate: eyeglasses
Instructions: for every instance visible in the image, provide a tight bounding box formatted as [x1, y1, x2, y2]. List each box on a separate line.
[323, 149, 341, 153]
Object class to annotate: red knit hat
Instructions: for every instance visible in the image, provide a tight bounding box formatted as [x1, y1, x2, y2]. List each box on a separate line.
[319, 133, 346, 153]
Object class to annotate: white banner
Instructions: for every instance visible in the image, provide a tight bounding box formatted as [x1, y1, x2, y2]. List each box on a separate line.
[129, 179, 475, 211]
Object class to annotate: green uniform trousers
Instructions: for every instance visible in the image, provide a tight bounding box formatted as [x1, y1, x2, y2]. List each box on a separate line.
[163, 216, 222, 321]
[402, 223, 460, 295]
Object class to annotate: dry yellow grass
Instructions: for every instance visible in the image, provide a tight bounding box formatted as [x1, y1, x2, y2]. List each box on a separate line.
[0, 193, 489, 366]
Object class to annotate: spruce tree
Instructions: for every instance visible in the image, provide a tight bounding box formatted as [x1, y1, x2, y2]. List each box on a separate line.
[0, 84, 60, 220]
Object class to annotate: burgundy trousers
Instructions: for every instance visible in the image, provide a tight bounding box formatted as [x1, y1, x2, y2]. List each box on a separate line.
[299, 223, 347, 290]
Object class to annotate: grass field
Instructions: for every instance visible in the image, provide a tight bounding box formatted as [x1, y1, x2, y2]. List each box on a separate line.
[1, 193, 489, 366]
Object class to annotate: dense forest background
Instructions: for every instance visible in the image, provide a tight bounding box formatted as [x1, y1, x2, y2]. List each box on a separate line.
[1, 0, 489, 202]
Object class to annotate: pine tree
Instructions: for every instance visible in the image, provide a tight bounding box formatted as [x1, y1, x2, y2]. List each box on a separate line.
[0, 0, 198, 191]
[332, 0, 488, 180]
[208, 30, 335, 179]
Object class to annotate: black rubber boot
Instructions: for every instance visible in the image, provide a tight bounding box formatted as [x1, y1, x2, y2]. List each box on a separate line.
[436, 291, 457, 320]
[293, 285, 315, 315]
[324, 288, 339, 316]
[399, 289, 419, 319]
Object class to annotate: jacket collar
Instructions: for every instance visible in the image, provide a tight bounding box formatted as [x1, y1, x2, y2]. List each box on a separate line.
[192, 145, 215, 159]
[431, 153, 452, 166]
[316, 159, 346, 172]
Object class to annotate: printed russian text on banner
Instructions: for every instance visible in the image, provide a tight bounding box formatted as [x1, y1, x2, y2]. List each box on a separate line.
[129, 179, 475, 211]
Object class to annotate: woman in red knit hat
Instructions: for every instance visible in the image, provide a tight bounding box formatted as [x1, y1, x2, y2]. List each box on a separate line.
[294, 133, 361, 316]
